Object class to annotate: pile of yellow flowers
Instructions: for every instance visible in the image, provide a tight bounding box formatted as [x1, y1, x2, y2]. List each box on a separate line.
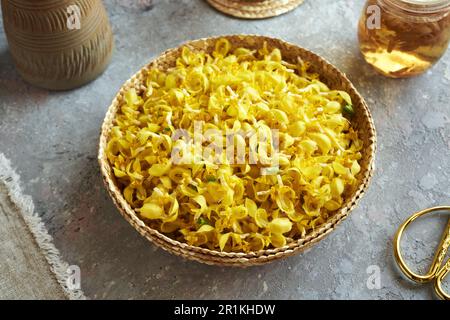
[107, 38, 363, 252]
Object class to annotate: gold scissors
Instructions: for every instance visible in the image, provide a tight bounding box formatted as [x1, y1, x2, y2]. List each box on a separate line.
[394, 206, 450, 300]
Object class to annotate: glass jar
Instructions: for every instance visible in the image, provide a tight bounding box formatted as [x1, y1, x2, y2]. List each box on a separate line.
[358, 0, 450, 78]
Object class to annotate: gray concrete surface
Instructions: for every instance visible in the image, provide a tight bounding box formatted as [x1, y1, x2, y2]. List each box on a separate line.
[1, 0, 450, 300]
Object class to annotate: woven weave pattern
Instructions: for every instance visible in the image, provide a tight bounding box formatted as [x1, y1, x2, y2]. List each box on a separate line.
[98, 35, 377, 267]
[206, 0, 305, 19]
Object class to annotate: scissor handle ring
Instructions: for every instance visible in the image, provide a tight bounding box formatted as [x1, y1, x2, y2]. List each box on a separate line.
[393, 206, 450, 285]
[435, 260, 450, 300]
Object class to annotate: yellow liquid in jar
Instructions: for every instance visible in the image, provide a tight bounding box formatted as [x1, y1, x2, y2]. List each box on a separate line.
[358, 0, 450, 78]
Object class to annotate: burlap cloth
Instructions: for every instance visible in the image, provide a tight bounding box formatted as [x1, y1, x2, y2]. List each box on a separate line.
[0, 153, 85, 300]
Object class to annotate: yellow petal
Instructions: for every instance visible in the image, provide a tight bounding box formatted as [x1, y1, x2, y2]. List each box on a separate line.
[325, 200, 341, 211]
[113, 168, 127, 178]
[245, 198, 257, 218]
[149, 161, 172, 177]
[325, 101, 341, 114]
[333, 162, 349, 175]
[255, 208, 269, 228]
[308, 133, 332, 154]
[299, 140, 318, 155]
[351, 160, 361, 176]
[270, 233, 287, 248]
[219, 233, 231, 251]
[268, 218, 293, 234]
[140, 203, 164, 220]
[331, 178, 345, 198]
[288, 121, 306, 136]
[197, 225, 215, 233]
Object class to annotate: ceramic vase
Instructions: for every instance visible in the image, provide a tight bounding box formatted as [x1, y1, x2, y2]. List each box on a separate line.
[1, 0, 114, 90]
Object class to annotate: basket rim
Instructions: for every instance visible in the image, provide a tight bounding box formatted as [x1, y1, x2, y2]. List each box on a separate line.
[205, 0, 305, 19]
[98, 34, 377, 264]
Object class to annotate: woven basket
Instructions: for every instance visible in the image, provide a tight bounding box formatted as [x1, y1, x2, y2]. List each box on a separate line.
[99, 35, 377, 267]
[206, 0, 305, 19]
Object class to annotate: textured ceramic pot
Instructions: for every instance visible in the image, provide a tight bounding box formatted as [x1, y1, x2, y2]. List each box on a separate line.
[1, 0, 114, 90]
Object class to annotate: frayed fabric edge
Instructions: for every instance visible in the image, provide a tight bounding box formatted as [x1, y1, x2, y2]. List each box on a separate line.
[0, 153, 87, 300]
